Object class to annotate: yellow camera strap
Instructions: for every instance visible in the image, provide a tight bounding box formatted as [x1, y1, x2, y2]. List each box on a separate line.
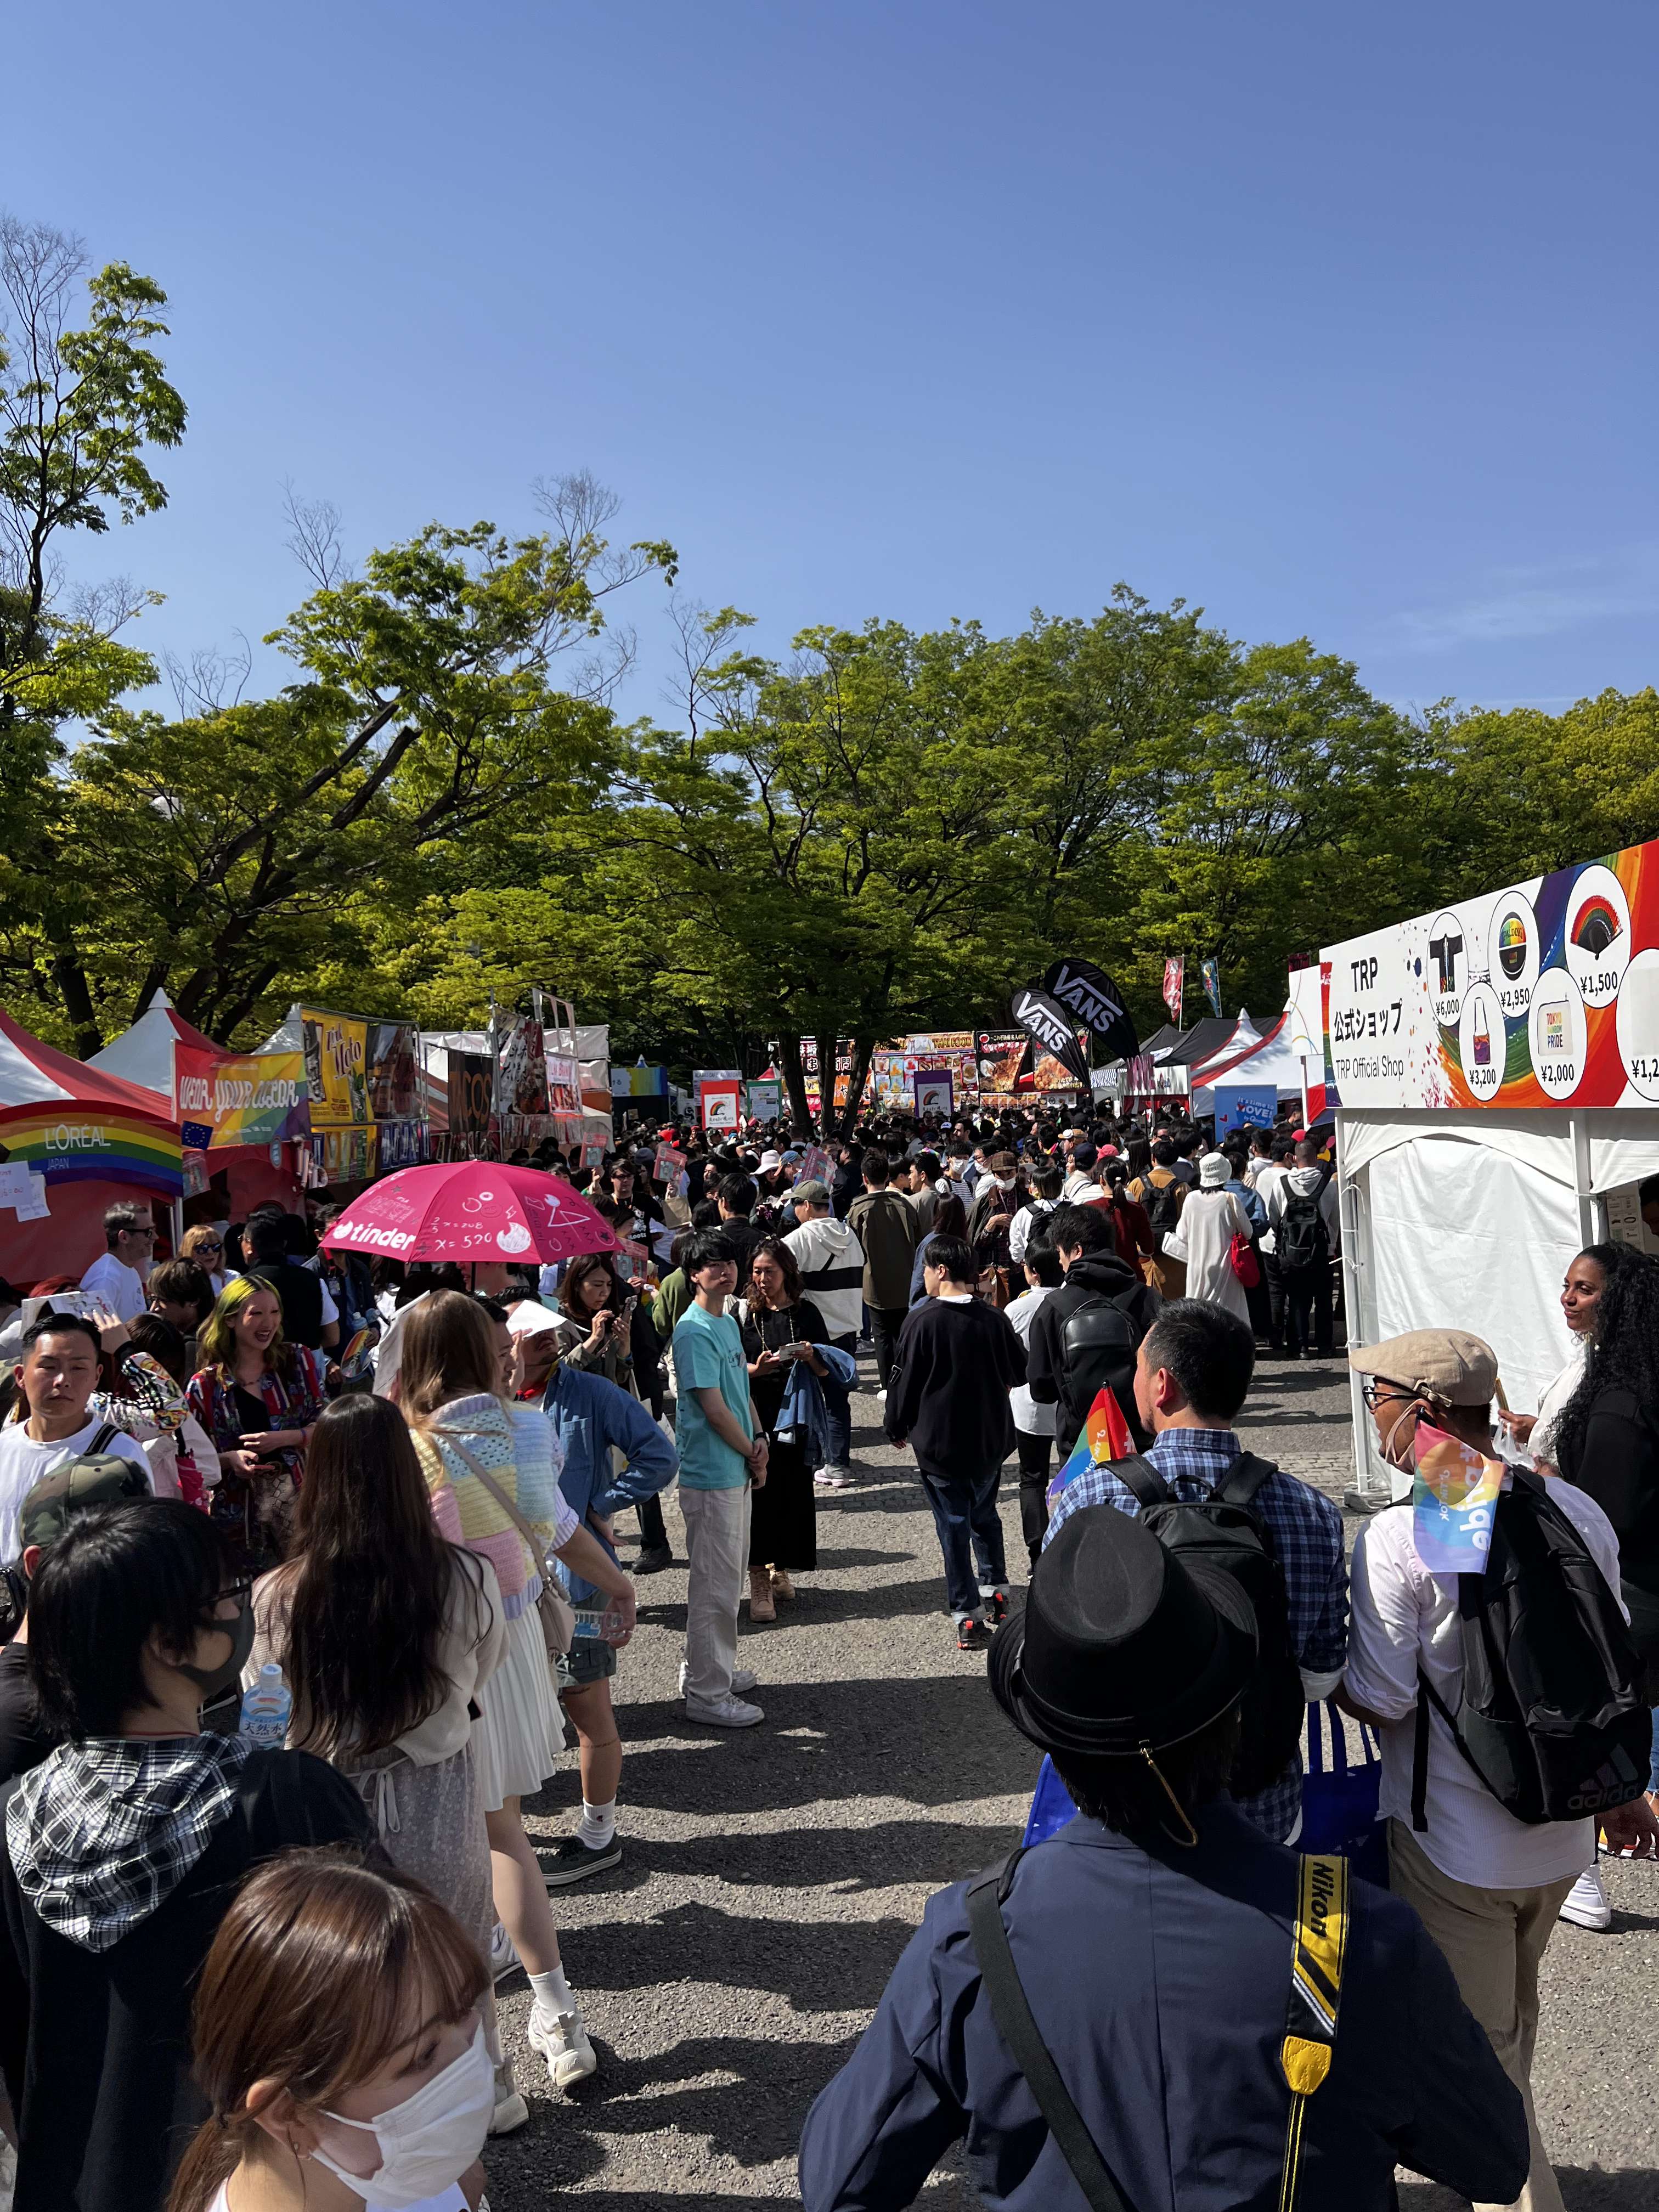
[1279, 1852, 1348, 2212]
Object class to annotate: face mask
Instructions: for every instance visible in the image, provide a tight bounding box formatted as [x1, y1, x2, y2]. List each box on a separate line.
[176, 1594, 255, 1697]
[312, 2020, 492, 2209]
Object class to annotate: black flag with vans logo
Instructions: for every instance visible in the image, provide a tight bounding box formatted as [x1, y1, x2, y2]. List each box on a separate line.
[1041, 957, 1140, 1061]
[1010, 983, 1094, 1090]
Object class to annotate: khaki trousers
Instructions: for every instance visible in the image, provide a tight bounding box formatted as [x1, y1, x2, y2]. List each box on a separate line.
[680, 1482, 752, 1702]
[1389, 1820, 1575, 2212]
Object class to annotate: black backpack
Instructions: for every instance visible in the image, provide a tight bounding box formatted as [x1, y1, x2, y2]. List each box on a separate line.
[1276, 1169, 1331, 1272]
[1144, 1174, 1183, 1240]
[1410, 1468, 1651, 1829]
[1115, 1453, 1306, 1798]
[1058, 1293, 1143, 1437]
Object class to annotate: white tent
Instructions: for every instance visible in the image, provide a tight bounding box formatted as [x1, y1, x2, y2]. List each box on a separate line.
[1322, 834, 1659, 1500]
[86, 989, 222, 1105]
[1189, 1009, 1309, 1114]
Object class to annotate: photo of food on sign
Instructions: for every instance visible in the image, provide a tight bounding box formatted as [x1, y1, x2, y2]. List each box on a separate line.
[1323, 833, 1659, 1109]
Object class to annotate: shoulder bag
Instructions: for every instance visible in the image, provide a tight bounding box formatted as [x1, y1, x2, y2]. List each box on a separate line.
[447, 1435, 575, 1660]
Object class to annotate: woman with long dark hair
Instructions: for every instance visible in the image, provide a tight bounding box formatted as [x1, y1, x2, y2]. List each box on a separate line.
[167, 1854, 491, 2212]
[737, 1237, 828, 1621]
[245, 1395, 512, 2117]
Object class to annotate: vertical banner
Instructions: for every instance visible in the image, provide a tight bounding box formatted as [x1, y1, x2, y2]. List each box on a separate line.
[1201, 957, 1222, 1018]
[302, 1009, 370, 1125]
[695, 1071, 742, 1132]
[912, 1068, 953, 1119]
[1163, 957, 1185, 1025]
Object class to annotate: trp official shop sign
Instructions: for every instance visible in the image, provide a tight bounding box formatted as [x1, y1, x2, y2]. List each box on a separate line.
[1323, 834, 1659, 1110]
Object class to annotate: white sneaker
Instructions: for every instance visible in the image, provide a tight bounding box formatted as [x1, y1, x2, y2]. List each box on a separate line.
[489, 1922, 521, 1983]
[528, 2004, 598, 2089]
[815, 1464, 853, 1488]
[489, 2061, 529, 2134]
[685, 1691, 765, 1728]
[1559, 1865, 1612, 1931]
[874, 1387, 888, 1404]
[678, 1662, 758, 1695]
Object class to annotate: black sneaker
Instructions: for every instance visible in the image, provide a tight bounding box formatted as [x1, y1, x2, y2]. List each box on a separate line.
[957, 1617, 994, 1652]
[631, 1544, 674, 1576]
[540, 1834, 624, 1889]
[984, 1590, 1009, 1628]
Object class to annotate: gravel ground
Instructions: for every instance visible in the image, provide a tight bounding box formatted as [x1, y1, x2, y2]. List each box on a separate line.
[483, 1355, 1658, 2211]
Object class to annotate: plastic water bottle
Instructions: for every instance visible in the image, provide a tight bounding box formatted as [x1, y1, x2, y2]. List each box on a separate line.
[239, 1661, 291, 1747]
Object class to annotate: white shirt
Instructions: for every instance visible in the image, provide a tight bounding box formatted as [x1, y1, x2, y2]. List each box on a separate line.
[78, 1252, 148, 1323]
[0, 1413, 152, 1562]
[1008, 1199, 1056, 1266]
[1530, 1341, 1588, 1469]
[1004, 1285, 1056, 1436]
[1060, 1170, 1097, 1203]
[1344, 1476, 1624, 1889]
[1251, 1160, 1291, 1249]
[209, 2185, 465, 2212]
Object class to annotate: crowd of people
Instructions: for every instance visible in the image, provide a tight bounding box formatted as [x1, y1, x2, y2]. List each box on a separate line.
[0, 1095, 1655, 2211]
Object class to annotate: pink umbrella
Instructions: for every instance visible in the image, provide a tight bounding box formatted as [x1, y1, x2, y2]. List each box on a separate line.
[318, 1161, 620, 1267]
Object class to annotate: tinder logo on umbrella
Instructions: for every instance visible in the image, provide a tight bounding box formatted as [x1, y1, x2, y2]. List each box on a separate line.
[321, 1161, 619, 1263]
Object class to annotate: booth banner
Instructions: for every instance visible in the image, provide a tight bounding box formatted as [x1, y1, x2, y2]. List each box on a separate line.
[912, 1068, 953, 1119]
[0, 1107, 183, 1196]
[745, 1079, 782, 1121]
[1324, 835, 1659, 1111]
[176, 1046, 310, 1152]
[302, 1009, 370, 1127]
[1214, 1085, 1278, 1141]
[546, 1052, 582, 1117]
[493, 1012, 550, 1119]
[312, 1126, 379, 1184]
[975, 1031, 1028, 1094]
[378, 1120, 425, 1171]
[447, 1052, 493, 1138]
[367, 1023, 420, 1121]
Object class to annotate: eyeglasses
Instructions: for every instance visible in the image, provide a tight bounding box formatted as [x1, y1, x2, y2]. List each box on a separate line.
[1360, 1378, 1414, 1410]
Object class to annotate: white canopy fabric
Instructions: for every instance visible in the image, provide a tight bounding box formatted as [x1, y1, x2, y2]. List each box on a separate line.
[1190, 1011, 1311, 1111]
[87, 992, 185, 1101]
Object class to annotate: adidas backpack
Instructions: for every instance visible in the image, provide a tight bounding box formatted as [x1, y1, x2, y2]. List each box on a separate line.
[1115, 1452, 1307, 1798]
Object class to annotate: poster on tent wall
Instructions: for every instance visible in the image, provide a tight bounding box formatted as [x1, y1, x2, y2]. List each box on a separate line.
[1214, 1086, 1279, 1142]
[302, 1009, 370, 1125]
[912, 1068, 953, 1119]
[493, 1012, 550, 1119]
[175, 1046, 310, 1152]
[367, 1023, 420, 1120]
[746, 1080, 782, 1121]
[1324, 834, 1659, 1111]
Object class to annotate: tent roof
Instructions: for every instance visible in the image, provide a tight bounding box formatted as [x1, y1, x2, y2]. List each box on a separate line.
[1191, 1011, 1311, 1105]
[1159, 1018, 1241, 1069]
[86, 991, 223, 1102]
[1138, 1023, 1183, 1058]
[0, 1006, 179, 1120]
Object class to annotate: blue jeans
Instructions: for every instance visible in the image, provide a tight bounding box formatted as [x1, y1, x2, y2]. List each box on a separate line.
[817, 1332, 857, 1468]
[917, 1460, 1008, 1619]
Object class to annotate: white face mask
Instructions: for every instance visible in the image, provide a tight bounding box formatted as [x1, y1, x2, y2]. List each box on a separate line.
[311, 2019, 493, 2209]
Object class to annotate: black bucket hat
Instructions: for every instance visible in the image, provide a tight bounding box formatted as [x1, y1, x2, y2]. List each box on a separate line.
[990, 1505, 1257, 1756]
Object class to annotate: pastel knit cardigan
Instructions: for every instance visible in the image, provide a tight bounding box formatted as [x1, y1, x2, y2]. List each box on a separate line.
[411, 1392, 574, 1623]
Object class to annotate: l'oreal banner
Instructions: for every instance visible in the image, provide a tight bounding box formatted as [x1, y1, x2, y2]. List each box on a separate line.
[1323, 834, 1659, 1110]
[176, 1047, 311, 1152]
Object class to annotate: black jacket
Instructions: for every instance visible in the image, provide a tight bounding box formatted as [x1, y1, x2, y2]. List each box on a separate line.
[884, 1296, 1026, 1472]
[1557, 1382, 1659, 1630]
[1, 1747, 375, 2212]
[1025, 1252, 1160, 1458]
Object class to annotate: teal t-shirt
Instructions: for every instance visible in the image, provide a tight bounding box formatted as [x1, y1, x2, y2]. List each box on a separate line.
[672, 1301, 754, 1489]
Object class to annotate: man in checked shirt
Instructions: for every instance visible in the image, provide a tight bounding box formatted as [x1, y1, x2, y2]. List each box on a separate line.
[1043, 1299, 1348, 1840]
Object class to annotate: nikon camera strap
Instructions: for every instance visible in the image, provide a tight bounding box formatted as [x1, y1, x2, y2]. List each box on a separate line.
[1279, 1852, 1349, 2212]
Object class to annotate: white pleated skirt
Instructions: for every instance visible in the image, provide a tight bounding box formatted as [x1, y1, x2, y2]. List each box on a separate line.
[473, 1602, 565, 1811]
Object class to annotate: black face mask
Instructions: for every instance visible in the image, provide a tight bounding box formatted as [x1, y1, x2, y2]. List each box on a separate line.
[177, 1594, 255, 1699]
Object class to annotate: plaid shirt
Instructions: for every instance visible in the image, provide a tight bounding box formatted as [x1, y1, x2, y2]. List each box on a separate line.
[7, 1734, 255, 1951]
[1045, 1424, 1348, 1841]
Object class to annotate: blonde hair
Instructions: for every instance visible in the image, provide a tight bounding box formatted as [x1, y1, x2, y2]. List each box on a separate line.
[180, 1225, 223, 1267]
[398, 1290, 501, 1425]
[196, 1276, 286, 1375]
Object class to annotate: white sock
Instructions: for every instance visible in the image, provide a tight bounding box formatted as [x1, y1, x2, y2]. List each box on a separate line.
[528, 1966, 576, 2024]
[577, 1797, 617, 1850]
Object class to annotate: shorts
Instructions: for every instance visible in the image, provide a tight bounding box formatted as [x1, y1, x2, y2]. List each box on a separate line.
[556, 1633, 618, 1694]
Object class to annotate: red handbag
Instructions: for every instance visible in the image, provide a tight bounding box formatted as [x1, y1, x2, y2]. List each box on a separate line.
[1230, 1232, 1261, 1289]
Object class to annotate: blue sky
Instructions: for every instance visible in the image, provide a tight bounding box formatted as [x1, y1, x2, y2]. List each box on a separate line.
[8, 1, 1656, 725]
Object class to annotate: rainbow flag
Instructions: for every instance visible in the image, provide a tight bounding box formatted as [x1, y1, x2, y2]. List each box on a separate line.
[1045, 1385, 1137, 1517]
[0, 1107, 183, 1197]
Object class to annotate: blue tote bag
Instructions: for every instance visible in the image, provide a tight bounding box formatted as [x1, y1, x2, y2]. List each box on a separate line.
[1300, 1699, 1387, 1884]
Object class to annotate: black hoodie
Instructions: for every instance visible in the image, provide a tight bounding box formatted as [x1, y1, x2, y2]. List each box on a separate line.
[1025, 1252, 1161, 1457]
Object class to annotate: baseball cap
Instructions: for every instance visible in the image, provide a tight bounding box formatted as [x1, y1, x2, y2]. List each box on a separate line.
[791, 1179, 831, 1206]
[19, 1453, 151, 1553]
[1073, 1142, 1098, 1168]
[1347, 1329, 1499, 1407]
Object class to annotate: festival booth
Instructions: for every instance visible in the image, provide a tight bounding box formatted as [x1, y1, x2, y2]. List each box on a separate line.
[1323, 834, 1659, 1504]
[88, 991, 309, 1220]
[1188, 1009, 1310, 1118]
[0, 1007, 183, 1283]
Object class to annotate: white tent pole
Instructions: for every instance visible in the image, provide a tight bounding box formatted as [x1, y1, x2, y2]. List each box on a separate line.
[1569, 1113, 1601, 1250]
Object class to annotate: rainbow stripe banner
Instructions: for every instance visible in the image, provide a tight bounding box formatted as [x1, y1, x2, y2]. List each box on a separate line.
[0, 1107, 183, 1196]
[175, 1046, 309, 1152]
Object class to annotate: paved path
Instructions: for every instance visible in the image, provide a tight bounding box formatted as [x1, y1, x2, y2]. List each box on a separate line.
[484, 1358, 1657, 2211]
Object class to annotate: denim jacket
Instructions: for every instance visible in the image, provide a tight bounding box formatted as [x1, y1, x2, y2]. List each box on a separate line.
[541, 1362, 679, 1602]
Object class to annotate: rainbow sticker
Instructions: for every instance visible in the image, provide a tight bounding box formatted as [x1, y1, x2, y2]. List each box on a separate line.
[1497, 913, 1528, 978]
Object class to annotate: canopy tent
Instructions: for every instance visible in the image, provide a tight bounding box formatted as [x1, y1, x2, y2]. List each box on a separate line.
[1323, 829, 1659, 1500]
[1156, 1016, 1248, 1071]
[86, 989, 221, 1098]
[1189, 1011, 1312, 1114]
[0, 1006, 183, 1284]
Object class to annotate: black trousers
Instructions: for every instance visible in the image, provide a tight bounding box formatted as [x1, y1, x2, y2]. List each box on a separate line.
[1261, 1249, 1285, 1351]
[1015, 1430, 1052, 1566]
[1283, 1261, 1333, 1358]
[868, 1306, 907, 1388]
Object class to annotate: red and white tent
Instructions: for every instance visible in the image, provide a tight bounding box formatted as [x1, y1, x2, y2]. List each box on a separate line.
[86, 988, 222, 1101]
